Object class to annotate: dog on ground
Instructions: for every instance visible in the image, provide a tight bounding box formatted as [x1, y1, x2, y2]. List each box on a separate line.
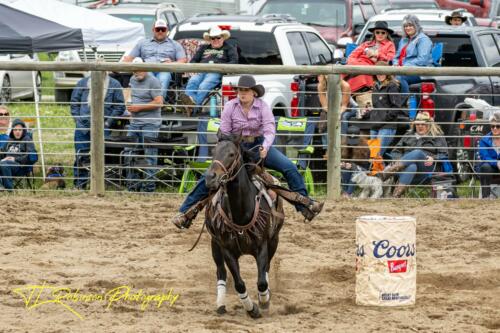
[351, 167, 384, 199]
[40, 166, 66, 190]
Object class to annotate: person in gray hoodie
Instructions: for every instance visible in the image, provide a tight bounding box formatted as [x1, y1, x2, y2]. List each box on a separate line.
[0, 119, 38, 190]
[393, 14, 433, 94]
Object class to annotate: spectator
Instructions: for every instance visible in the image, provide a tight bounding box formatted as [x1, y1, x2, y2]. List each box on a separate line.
[70, 74, 125, 189]
[346, 21, 396, 95]
[341, 125, 371, 197]
[0, 119, 37, 191]
[445, 10, 468, 26]
[477, 111, 500, 198]
[317, 74, 352, 137]
[171, 75, 323, 229]
[123, 19, 187, 101]
[126, 58, 163, 193]
[368, 61, 404, 158]
[0, 105, 10, 150]
[380, 112, 447, 197]
[393, 15, 433, 94]
[180, 26, 238, 115]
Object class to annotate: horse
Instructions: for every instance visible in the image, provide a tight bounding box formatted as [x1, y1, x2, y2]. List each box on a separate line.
[204, 131, 285, 318]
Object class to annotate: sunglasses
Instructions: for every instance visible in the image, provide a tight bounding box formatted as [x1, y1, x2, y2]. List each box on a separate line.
[154, 27, 167, 32]
[374, 30, 387, 35]
[491, 124, 500, 129]
[210, 36, 222, 40]
[0, 113, 9, 116]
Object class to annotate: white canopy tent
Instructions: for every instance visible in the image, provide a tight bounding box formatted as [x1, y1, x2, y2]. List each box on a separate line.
[8, 0, 145, 48]
[7, 0, 145, 181]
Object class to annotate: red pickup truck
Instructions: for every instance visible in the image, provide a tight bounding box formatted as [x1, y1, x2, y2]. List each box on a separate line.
[437, 0, 499, 26]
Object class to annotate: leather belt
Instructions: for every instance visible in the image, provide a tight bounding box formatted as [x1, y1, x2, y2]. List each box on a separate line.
[242, 136, 256, 143]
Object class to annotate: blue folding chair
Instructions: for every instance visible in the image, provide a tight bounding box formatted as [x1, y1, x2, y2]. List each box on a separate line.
[431, 42, 444, 67]
[344, 43, 358, 59]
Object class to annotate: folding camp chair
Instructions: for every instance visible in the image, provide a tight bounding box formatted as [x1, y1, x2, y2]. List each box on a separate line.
[178, 117, 220, 193]
[270, 116, 317, 195]
[12, 131, 38, 191]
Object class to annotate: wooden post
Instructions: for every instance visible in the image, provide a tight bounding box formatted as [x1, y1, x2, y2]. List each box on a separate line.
[326, 74, 342, 200]
[90, 71, 105, 196]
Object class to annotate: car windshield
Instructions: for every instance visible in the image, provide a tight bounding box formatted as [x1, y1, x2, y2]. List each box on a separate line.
[110, 14, 155, 38]
[258, 0, 347, 27]
[174, 30, 283, 65]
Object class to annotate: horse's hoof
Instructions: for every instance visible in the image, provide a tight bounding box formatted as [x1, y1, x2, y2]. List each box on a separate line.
[247, 303, 261, 319]
[259, 290, 271, 310]
[216, 305, 226, 315]
[259, 300, 270, 310]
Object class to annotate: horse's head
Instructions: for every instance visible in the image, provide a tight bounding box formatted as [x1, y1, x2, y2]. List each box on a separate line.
[205, 131, 242, 190]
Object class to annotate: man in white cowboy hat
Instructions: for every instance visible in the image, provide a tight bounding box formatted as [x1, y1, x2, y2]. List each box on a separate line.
[123, 19, 187, 101]
[179, 25, 238, 115]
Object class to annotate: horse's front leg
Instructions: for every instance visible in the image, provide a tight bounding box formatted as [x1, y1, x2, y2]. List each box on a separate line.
[211, 238, 227, 314]
[257, 240, 271, 310]
[223, 248, 261, 319]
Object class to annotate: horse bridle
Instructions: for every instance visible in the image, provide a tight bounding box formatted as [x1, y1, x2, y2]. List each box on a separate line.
[212, 144, 262, 185]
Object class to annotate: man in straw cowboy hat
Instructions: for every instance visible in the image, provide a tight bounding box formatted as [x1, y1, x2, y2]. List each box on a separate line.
[179, 25, 238, 115]
[445, 10, 468, 26]
[171, 75, 324, 229]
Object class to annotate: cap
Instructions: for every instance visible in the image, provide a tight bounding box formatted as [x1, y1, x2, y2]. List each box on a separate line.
[346, 126, 360, 146]
[154, 19, 167, 29]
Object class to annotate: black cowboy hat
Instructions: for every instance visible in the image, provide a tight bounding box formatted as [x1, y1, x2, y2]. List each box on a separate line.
[445, 10, 468, 25]
[368, 21, 394, 35]
[234, 75, 265, 98]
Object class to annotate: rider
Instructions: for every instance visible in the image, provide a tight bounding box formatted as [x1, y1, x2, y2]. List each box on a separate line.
[171, 75, 324, 229]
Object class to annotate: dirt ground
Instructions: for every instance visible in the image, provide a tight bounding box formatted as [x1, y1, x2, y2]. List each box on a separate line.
[0, 195, 499, 333]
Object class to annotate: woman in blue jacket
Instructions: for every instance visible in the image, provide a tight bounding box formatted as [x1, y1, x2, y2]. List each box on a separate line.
[477, 111, 500, 198]
[393, 15, 433, 94]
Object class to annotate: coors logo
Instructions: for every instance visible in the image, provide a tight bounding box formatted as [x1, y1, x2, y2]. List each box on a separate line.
[388, 260, 408, 273]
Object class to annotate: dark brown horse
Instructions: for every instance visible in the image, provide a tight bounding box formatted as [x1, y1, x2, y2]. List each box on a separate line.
[204, 132, 284, 318]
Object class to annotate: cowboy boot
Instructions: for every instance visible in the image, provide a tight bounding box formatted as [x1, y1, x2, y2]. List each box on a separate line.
[379, 162, 406, 181]
[392, 184, 407, 198]
[274, 189, 324, 221]
[170, 199, 207, 229]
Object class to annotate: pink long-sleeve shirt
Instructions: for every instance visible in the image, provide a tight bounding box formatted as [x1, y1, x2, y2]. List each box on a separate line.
[219, 97, 275, 150]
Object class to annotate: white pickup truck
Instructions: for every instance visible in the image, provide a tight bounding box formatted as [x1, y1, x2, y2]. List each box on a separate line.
[169, 14, 334, 117]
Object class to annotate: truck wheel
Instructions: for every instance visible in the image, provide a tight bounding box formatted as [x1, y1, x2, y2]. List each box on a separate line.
[55, 89, 72, 103]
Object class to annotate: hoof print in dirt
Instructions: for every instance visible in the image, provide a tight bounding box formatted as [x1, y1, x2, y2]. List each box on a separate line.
[216, 305, 226, 315]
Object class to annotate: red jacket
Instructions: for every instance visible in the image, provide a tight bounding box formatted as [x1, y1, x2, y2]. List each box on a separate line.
[346, 39, 396, 92]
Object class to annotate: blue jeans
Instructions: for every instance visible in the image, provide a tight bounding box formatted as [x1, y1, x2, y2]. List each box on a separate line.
[397, 75, 421, 94]
[153, 72, 172, 100]
[179, 137, 308, 213]
[186, 73, 222, 105]
[396, 149, 434, 185]
[73, 127, 90, 189]
[370, 128, 396, 158]
[341, 168, 356, 195]
[126, 122, 160, 192]
[0, 160, 24, 189]
[341, 109, 358, 135]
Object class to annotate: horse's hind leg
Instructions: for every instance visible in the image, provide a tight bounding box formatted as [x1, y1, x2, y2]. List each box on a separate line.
[223, 249, 261, 319]
[211, 239, 227, 315]
[257, 241, 271, 310]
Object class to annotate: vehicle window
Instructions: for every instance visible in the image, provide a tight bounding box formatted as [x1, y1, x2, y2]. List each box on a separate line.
[287, 32, 311, 65]
[435, 36, 478, 67]
[362, 4, 376, 18]
[304, 32, 332, 64]
[258, 0, 347, 27]
[372, 0, 390, 11]
[110, 14, 155, 38]
[164, 12, 177, 28]
[174, 31, 283, 65]
[478, 34, 500, 67]
[388, 1, 438, 9]
[352, 4, 364, 28]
